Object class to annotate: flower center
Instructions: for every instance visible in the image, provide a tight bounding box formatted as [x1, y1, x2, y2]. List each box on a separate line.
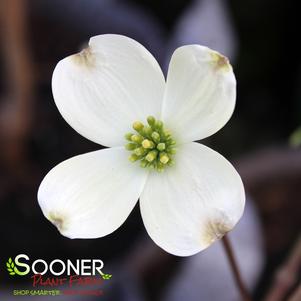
[125, 116, 176, 172]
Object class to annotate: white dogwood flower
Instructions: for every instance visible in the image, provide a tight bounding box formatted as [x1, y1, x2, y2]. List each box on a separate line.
[38, 34, 245, 256]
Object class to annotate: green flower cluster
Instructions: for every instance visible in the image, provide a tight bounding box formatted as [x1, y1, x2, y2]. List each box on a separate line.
[125, 116, 176, 172]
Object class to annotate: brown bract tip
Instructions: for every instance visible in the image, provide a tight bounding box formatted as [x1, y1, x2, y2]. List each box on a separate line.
[72, 46, 95, 68]
[203, 216, 232, 245]
[48, 212, 67, 232]
[210, 51, 231, 72]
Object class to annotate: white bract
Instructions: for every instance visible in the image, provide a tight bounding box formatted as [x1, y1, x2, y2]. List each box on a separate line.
[38, 34, 245, 256]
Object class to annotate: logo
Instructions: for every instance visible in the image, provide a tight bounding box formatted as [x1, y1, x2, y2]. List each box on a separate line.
[6, 254, 112, 279]
[5, 254, 112, 297]
[6, 257, 19, 276]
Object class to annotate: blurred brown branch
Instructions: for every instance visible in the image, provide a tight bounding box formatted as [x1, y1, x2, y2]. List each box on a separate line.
[237, 148, 301, 189]
[264, 235, 301, 301]
[0, 0, 35, 171]
[237, 147, 301, 257]
[288, 284, 301, 301]
[222, 235, 253, 301]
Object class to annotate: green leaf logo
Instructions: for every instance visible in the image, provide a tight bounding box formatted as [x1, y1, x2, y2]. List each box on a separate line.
[6, 258, 16, 276]
[101, 273, 112, 280]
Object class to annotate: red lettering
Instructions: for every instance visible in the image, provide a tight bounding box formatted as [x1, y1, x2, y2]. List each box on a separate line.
[31, 274, 67, 287]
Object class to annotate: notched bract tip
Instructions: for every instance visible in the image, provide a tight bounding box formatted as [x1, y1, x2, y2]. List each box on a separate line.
[202, 212, 233, 245]
[48, 212, 68, 233]
[210, 51, 231, 72]
[72, 46, 96, 68]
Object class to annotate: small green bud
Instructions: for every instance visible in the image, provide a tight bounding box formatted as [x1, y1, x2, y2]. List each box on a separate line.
[147, 116, 156, 126]
[145, 150, 158, 162]
[125, 133, 133, 141]
[169, 139, 176, 145]
[156, 162, 165, 172]
[125, 143, 136, 151]
[157, 143, 166, 151]
[167, 159, 175, 166]
[143, 126, 153, 136]
[140, 160, 148, 168]
[151, 132, 160, 143]
[142, 139, 155, 149]
[159, 152, 169, 164]
[134, 147, 145, 156]
[131, 134, 143, 144]
[155, 120, 163, 129]
[133, 121, 144, 132]
[164, 129, 171, 136]
[129, 154, 139, 162]
[168, 147, 177, 155]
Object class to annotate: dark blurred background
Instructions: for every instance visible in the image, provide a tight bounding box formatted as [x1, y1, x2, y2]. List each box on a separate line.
[0, 0, 300, 300]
